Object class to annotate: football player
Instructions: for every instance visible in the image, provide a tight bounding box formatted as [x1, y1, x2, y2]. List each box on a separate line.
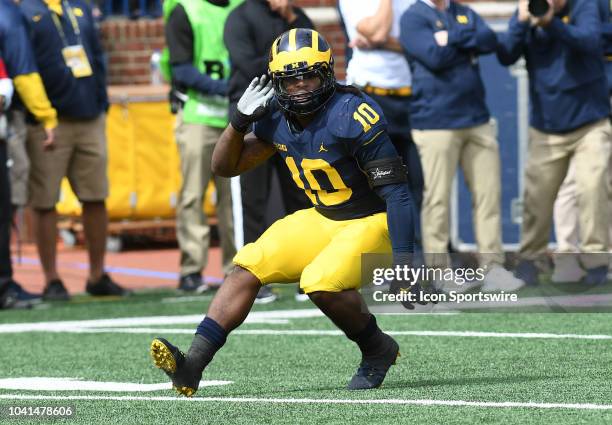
[150, 28, 428, 395]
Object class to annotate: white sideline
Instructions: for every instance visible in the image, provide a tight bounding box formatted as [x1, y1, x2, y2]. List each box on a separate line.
[0, 394, 611, 411]
[49, 327, 612, 341]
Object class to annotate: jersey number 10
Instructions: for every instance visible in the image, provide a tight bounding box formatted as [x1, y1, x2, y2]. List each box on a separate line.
[285, 157, 353, 207]
[353, 103, 380, 133]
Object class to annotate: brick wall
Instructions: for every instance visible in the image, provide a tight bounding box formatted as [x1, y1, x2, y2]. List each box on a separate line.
[100, 0, 512, 86]
[100, 19, 166, 85]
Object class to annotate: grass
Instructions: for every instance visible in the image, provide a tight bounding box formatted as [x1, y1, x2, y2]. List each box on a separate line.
[0, 285, 611, 424]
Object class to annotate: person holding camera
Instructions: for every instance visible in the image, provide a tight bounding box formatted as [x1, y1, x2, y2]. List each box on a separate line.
[497, 0, 611, 286]
[549, 0, 612, 283]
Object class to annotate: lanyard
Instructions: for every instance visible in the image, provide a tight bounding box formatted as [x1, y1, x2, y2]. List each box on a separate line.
[50, 1, 82, 47]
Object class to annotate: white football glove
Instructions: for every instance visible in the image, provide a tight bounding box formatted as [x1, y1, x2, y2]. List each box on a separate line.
[231, 75, 274, 132]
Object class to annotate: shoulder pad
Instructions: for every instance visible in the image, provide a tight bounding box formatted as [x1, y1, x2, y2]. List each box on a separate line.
[328, 91, 387, 140]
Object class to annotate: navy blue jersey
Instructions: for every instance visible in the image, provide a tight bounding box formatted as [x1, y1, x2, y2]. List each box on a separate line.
[254, 88, 392, 220]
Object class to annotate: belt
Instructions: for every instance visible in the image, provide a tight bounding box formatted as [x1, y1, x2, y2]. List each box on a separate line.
[362, 85, 412, 97]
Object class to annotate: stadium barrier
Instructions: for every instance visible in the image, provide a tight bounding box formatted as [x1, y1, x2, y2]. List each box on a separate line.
[57, 85, 217, 243]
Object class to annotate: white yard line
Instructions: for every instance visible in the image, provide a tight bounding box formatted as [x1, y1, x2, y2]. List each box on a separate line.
[0, 378, 231, 392]
[0, 308, 610, 340]
[0, 309, 325, 333]
[233, 330, 612, 340]
[5, 326, 610, 341]
[0, 394, 611, 411]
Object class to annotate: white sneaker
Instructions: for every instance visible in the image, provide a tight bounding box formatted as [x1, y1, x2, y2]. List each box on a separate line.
[295, 293, 309, 302]
[254, 286, 277, 304]
[481, 265, 525, 293]
[551, 254, 586, 283]
[295, 287, 310, 302]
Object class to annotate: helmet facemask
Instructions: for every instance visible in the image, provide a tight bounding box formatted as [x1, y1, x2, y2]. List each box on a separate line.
[272, 62, 336, 116]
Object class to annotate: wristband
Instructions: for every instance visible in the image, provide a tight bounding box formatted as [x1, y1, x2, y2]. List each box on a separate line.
[230, 109, 252, 133]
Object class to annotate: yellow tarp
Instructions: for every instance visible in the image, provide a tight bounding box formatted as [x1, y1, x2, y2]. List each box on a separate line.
[56, 98, 216, 219]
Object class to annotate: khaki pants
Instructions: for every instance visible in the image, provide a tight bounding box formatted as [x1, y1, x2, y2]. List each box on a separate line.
[175, 113, 236, 277]
[520, 119, 611, 268]
[412, 120, 503, 267]
[553, 133, 612, 255]
[552, 160, 579, 253]
[7, 110, 28, 207]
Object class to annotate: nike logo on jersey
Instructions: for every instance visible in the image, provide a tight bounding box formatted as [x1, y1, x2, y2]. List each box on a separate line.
[318, 142, 328, 153]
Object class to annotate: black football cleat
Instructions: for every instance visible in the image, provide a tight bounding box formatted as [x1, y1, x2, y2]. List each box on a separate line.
[347, 336, 400, 390]
[150, 338, 201, 397]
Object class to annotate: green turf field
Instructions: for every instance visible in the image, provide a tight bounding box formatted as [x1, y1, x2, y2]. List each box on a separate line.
[0, 285, 611, 424]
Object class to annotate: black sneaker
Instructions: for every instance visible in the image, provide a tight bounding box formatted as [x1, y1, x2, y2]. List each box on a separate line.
[178, 273, 209, 293]
[150, 337, 201, 397]
[254, 285, 277, 304]
[514, 260, 539, 286]
[581, 266, 609, 286]
[43, 279, 70, 301]
[86, 273, 131, 296]
[347, 335, 400, 390]
[0, 280, 42, 309]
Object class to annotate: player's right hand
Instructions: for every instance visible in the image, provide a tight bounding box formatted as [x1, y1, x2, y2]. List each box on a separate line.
[389, 280, 424, 310]
[231, 76, 274, 133]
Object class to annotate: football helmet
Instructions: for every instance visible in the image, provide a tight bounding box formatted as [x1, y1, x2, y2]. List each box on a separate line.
[268, 28, 336, 116]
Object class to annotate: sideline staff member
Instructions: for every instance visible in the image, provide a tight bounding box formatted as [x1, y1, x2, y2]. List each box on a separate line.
[497, 0, 611, 286]
[20, 0, 130, 300]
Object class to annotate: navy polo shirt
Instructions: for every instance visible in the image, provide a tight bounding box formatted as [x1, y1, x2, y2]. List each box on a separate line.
[0, 0, 38, 78]
[399, 0, 496, 130]
[497, 0, 610, 133]
[20, 0, 108, 119]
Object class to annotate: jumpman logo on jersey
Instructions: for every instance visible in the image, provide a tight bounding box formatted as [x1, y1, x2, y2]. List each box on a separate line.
[319, 142, 328, 153]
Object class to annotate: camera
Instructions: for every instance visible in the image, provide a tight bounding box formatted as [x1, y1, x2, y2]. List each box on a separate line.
[528, 0, 550, 17]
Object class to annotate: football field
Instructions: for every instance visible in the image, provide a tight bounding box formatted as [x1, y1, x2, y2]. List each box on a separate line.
[1, 285, 611, 424]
